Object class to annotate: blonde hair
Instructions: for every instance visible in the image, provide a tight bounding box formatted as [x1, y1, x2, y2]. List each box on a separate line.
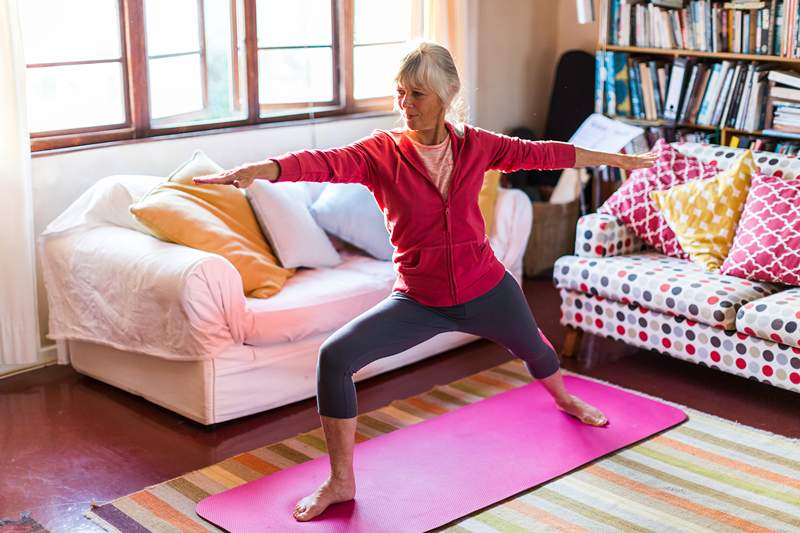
[394, 41, 467, 124]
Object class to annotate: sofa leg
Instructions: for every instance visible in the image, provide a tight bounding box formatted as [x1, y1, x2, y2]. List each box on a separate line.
[561, 327, 583, 358]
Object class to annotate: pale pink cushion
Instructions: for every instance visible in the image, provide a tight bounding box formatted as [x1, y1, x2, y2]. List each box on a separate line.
[720, 174, 800, 286]
[598, 139, 720, 259]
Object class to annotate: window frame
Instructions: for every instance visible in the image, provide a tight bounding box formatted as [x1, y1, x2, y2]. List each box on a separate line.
[29, 0, 407, 153]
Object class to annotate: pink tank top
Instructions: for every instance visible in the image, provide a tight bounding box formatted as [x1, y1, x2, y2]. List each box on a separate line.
[407, 133, 453, 200]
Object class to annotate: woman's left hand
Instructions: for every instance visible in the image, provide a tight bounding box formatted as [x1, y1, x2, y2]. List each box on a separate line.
[614, 151, 658, 171]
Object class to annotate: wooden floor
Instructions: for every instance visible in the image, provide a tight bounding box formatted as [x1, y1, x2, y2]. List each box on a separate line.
[2, 276, 798, 532]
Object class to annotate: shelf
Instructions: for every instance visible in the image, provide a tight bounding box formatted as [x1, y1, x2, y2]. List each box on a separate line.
[603, 114, 798, 147]
[602, 44, 800, 65]
[610, 115, 717, 131]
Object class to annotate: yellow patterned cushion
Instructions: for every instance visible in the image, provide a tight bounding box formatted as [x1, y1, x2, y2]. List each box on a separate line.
[479, 170, 502, 236]
[130, 150, 294, 298]
[649, 150, 758, 272]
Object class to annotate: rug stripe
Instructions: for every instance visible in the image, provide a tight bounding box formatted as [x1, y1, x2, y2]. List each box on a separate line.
[667, 427, 800, 475]
[166, 477, 210, 503]
[653, 434, 800, 489]
[182, 470, 228, 495]
[468, 374, 515, 391]
[631, 444, 800, 504]
[609, 454, 800, 528]
[232, 452, 281, 477]
[558, 474, 720, 532]
[534, 487, 655, 533]
[585, 464, 773, 533]
[90, 503, 150, 533]
[358, 413, 398, 434]
[516, 492, 615, 532]
[503, 498, 593, 533]
[428, 388, 470, 407]
[149, 484, 221, 531]
[268, 442, 312, 464]
[473, 508, 536, 533]
[390, 399, 436, 419]
[406, 396, 449, 415]
[114, 498, 182, 533]
[543, 473, 700, 532]
[448, 380, 492, 398]
[130, 490, 208, 532]
[198, 464, 246, 489]
[281, 437, 327, 459]
[382, 404, 425, 423]
[673, 426, 800, 471]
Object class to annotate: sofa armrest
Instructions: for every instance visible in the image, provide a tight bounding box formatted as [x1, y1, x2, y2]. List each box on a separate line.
[575, 213, 646, 258]
[40, 225, 250, 364]
[489, 187, 533, 283]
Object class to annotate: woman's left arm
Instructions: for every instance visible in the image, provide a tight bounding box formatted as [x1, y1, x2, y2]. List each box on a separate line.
[573, 146, 658, 171]
[479, 127, 657, 172]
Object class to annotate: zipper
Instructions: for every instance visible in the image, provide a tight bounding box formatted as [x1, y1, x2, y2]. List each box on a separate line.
[444, 203, 457, 304]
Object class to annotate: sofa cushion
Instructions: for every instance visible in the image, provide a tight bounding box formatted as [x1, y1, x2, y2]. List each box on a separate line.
[736, 288, 800, 349]
[244, 250, 396, 345]
[553, 252, 781, 330]
[246, 180, 342, 269]
[649, 150, 757, 272]
[130, 150, 295, 298]
[720, 174, 800, 286]
[310, 183, 394, 261]
[597, 139, 720, 259]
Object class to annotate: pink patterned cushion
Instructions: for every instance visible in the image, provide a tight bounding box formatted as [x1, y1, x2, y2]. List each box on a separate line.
[720, 174, 800, 286]
[598, 139, 720, 259]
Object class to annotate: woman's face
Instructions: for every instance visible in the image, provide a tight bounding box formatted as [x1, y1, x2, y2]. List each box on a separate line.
[396, 82, 445, 131]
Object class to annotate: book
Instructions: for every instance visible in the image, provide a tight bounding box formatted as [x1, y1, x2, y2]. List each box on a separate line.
[712, 62, 736, 125]
[678, 62, 701, 122]
[723, 2, 766, 8]
[698, 62, 723, 124]
[771, 85, 800, 101]
[613, 52, 632, 116]
[595, 51, 606, 114]
[766, 0, 778, 55]
[689, 63, 713, 123]
[663, 56, 691, 121]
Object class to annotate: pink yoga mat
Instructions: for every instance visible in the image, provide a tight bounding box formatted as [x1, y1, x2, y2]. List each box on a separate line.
[196, 374, 686, 532]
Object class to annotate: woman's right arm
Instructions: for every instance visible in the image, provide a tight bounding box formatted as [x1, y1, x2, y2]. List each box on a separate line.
[193, 137, 375, 189]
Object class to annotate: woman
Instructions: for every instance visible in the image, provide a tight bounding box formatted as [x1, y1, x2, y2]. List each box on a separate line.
[195, 42, 656, 522]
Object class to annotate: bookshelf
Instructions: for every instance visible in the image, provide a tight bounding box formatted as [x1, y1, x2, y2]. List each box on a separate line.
[597, 0, 800, 150]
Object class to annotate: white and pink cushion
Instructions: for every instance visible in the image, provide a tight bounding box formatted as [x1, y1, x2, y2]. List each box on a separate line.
[720, 174, 800, 286]
[598, 139, 720, 259]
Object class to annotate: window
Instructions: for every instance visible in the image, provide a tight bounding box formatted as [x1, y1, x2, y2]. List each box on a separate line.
[20, 0, 127, 134]
[20, 0, 423, 152]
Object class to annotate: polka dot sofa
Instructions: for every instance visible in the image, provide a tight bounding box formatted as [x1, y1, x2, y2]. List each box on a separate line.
[553, 142, 800, 394]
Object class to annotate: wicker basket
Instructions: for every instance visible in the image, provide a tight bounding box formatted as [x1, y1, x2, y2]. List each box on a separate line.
[523, 193, 580, 278]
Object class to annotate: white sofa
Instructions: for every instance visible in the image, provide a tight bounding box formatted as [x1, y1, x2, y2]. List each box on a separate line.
[40, 175, 533, 425]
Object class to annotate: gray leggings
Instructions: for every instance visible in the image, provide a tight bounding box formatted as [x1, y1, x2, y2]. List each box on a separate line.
[315, 270, 561, 418]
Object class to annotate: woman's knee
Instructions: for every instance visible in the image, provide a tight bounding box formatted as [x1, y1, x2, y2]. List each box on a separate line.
[318, 335, 357, 376]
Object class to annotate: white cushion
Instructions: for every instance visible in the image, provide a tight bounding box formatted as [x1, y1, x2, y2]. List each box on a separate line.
[41, 174, 161, 238]
[310, 183, 394, 261]
[246, 180, 341, 268]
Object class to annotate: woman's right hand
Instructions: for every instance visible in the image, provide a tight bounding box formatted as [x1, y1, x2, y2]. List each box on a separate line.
[193, 163, 264, 189]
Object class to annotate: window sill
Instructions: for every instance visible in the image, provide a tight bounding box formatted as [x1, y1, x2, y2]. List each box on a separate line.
[32, 110, 399, 158]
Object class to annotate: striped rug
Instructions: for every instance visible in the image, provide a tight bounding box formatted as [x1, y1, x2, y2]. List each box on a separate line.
[86, 361, 800, 532]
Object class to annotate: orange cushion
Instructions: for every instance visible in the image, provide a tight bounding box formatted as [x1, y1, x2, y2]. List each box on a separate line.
[130, 150, 294, 298]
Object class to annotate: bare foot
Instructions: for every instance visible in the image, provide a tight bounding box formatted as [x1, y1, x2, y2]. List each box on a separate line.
[556, 395, 609, 426]
[293, 476, 356, 521]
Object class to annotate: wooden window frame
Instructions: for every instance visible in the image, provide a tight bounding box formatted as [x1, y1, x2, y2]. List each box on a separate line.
[29, 0, 405, 153]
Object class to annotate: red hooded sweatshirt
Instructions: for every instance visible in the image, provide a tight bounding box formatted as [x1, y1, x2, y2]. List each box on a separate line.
[271, 121, 576, 307]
